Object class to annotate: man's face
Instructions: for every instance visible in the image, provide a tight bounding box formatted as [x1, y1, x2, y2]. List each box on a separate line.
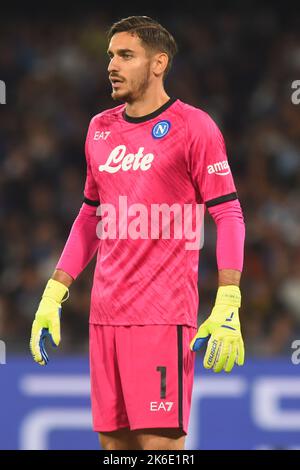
[107, 32, 153, 103]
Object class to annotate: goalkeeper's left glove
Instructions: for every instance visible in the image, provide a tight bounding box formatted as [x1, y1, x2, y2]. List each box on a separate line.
[190, 285, 245, 373]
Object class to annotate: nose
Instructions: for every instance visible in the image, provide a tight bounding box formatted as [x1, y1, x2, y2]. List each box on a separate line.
[107, 56, 120, 74]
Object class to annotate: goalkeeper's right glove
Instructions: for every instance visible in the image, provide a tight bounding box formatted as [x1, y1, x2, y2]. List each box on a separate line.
[30, 279, 69, 365]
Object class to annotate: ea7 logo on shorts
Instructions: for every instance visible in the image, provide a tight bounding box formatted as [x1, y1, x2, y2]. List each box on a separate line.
[94, 131, 111, 140]
[150, 401, 174, 412]
[207, 160, 231, 176]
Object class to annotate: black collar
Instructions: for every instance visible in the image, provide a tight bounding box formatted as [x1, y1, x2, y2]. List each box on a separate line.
[122, 97, 177, 123]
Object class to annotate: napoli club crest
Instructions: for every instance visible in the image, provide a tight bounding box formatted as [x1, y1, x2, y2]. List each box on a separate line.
[152, 120, 171, 139]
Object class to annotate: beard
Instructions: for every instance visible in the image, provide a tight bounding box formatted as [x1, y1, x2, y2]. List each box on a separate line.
[111, 64, 151, 104]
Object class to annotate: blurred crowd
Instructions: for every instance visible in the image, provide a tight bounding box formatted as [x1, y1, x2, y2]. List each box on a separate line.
[1, 5, 300, 357]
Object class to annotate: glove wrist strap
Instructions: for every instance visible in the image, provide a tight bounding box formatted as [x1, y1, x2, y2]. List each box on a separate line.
[42, 279, 69, 304]
[215, 285, 241, 307]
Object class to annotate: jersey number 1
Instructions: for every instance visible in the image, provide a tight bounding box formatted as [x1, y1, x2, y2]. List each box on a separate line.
[156, 366, 167, 399]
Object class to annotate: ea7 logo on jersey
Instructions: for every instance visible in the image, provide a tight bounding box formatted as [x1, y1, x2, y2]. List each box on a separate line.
[207, 160, 231, 176]
[150, 401, 174, 412]
[94, 131, 111, 140]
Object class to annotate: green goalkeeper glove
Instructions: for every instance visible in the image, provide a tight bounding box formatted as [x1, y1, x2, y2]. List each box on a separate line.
[190, 285, 245, 373]
[30, 279, 69, 365]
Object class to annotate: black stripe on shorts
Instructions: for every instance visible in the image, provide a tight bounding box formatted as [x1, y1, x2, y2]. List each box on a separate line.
[177, 325, 183, 429]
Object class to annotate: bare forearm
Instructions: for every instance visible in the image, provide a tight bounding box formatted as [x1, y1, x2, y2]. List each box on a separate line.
[218, 269, 241, 287]
[52, 269, 74, 288]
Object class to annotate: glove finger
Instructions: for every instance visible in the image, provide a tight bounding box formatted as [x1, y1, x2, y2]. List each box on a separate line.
[224, 342, 237, 373]
[213, 338, 231, 373]
[236, 338, 245, 366]
[30, 321, 46, 365]
[190, 323, 210, 351]
[204, 337, 221, 369]
[191, 336, 210, 351]
[48, 307, 61, 347]
[39, 328, 50, 364]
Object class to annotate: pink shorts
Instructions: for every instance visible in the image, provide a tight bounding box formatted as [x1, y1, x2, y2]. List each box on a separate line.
[89, 324, 197, 434]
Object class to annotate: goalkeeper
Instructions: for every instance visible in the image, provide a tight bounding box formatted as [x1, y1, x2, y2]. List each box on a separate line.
[29, 15, 246, 451]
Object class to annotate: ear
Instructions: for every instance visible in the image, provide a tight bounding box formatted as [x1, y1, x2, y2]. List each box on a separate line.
[152, 52, 169, 77]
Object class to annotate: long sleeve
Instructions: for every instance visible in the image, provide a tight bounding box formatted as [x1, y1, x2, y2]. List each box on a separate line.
[207, 199, 245, 272]
[55, 202, 100, 280]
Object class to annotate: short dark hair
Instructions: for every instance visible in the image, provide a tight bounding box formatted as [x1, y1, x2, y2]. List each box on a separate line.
[107, 16, 178, 78]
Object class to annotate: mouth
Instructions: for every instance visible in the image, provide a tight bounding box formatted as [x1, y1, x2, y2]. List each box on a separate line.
[110, 78, 124, 88]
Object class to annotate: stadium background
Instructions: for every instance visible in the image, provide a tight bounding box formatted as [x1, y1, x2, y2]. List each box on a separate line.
[1, 1, 300, 449]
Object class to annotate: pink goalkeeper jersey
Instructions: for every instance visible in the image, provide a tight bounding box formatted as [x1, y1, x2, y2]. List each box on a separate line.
[84, 98, 238, 327]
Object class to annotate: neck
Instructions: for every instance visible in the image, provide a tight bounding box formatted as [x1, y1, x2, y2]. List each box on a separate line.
[125, 87, 170, 118]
